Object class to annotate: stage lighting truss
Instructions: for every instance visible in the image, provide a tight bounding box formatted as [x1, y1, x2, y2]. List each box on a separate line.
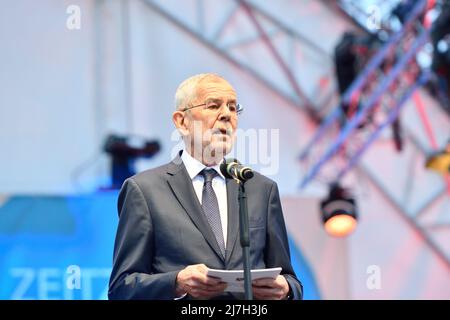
[338, 0, 450, 114]
[299, 0, 434, 189]
[141, 0, 342, 123]
[137, 0, 449, 263]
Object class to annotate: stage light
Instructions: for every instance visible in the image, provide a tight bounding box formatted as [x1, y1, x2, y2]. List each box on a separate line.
[320, 183, 358, 237]
[425, 140, 450, 175]
[430, 2, 450, 113]
[334, 31, 380, 127]
[104, 134, 160, 189]
[431, 2, 450, 70]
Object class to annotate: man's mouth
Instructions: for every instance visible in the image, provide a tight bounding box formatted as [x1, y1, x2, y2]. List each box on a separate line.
[214, 128, 231, 136]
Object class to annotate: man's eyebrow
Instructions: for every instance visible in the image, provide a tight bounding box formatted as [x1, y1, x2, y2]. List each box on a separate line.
[205, 98, 222, 103]
[205, 98, 237, 103]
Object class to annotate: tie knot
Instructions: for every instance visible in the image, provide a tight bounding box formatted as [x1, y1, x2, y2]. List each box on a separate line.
[201, 168, 218, 183]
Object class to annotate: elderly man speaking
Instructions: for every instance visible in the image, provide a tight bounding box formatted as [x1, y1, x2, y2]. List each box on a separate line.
[108, 73, 303, 300]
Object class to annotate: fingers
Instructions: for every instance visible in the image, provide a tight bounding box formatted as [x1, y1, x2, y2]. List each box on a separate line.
[187, 282, 228, 298]
[252, 277, 280, 287]
[203, 275, 224, 286]
[253, 275, 288, 288]
[189, 275, 227, 291]
[252, 276, 289, 300]
[176, 264, 228, 299]
[189, 271, 223, 287]
[253, 286, 286, 300]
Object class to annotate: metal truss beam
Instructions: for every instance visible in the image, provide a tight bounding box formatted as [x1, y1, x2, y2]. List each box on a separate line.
[301, 23, 430, 187]
[139, 0, 449, 265]
[142, 0, 334, 119]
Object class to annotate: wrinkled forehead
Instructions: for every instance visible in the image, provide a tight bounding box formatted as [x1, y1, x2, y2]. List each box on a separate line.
[194, 77, 237, 102]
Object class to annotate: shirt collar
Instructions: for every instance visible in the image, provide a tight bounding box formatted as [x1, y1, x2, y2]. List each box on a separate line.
[181, 149, 224, 180]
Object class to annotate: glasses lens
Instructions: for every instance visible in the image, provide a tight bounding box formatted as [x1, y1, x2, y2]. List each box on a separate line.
[236, 103, 243, 114]
[205, 101, 220, 111]
[202, 102, 243, 115]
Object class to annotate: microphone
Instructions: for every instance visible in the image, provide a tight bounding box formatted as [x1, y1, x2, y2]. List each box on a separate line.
[220, 158, 254, 181]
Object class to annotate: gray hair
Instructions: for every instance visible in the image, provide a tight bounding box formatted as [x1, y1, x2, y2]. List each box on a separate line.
[174, 73, 225, 111]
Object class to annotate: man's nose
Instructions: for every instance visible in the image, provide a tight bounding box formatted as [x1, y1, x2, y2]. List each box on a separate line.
[218, 105, 232, 121]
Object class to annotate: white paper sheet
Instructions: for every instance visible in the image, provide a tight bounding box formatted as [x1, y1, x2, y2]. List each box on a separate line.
[207, 267, 282, 292]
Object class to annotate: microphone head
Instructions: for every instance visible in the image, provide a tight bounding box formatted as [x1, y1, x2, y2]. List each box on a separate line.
[241, 168, 254, 181]
[220, 158, 239, 179]
[220, 158, 254, 181]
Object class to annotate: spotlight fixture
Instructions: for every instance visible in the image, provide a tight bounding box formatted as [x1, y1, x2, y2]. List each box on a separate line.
[425, 140, 450, 175]
[334, 31, 381, 128]
[431, 2, 450, 113]
[320, 182, 358, 237]
[104, 134, 160, 189]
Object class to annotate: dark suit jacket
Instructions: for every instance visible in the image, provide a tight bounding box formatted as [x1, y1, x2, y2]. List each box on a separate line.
[108, 153, 303, 300]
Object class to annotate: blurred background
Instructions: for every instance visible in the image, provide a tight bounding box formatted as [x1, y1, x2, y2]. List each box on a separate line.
[0, 0, 449, 299]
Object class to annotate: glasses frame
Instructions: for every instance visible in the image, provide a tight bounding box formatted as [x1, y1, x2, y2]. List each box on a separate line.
[182, 101, 244, 115]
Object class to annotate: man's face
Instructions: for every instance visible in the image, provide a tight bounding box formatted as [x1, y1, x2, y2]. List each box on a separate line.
[175, 77, 238, 164]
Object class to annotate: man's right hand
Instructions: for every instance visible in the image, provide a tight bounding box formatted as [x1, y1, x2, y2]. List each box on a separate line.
[175, 264, 227, 299]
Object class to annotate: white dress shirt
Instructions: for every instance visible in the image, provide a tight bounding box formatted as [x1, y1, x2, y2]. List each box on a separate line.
[181, 150, 228, 245]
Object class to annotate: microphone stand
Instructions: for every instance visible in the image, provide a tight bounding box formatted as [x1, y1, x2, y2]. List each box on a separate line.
[236, 179, 253, 300]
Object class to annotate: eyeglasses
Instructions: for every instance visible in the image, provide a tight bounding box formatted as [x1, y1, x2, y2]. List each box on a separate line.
[183, 100, 244, 115]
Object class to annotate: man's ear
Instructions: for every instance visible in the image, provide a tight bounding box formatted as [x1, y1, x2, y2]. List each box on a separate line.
[172, 110, 189, 136]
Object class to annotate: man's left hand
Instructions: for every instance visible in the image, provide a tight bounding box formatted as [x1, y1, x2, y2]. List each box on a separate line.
[252, 275, 290, 300]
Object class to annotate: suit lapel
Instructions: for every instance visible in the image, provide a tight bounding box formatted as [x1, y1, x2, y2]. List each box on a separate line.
[166, 156, 225, 261]
[225, 178, 239, 264]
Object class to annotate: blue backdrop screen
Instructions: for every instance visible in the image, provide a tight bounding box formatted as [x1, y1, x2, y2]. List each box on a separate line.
[0, 193, 319, 299]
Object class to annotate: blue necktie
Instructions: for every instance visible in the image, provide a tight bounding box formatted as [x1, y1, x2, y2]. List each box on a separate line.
[200, 169, 226, 258]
